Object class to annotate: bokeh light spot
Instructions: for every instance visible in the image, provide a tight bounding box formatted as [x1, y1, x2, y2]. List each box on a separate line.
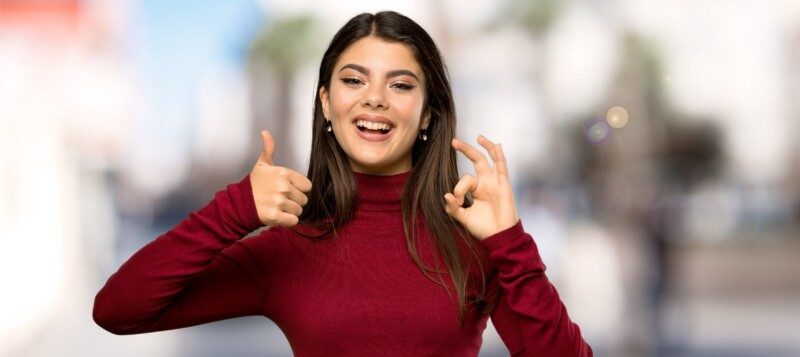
[606, 106, 629, 129]
[585, 118, 612, 146]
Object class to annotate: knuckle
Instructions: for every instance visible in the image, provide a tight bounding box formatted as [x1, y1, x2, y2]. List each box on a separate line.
[277, 181, 291, 193]
[264, 207, 278, 220]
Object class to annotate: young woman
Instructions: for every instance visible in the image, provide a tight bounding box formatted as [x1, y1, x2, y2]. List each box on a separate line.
[93, 11, 593, 356]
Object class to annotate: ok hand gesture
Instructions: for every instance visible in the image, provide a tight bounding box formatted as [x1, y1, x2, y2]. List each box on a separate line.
[444, 135, 519, 240]
[250, 130, 313, 227]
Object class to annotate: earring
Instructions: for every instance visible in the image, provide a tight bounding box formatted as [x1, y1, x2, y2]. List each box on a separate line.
[418, 129, 428, 141]
[326, 121, 332, 132]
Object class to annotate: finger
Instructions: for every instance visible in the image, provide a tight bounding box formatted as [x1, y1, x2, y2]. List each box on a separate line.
[443, 193, 466, 219]
[444, 192, 457, 214]
[494, 143, 509, 177]
[258, 130, 276, 165]
[272, 211, 300, 227]
[274, 169, 311, 196]
[452, 138, 491, 175]
[278, 196, 303, 217]
[453, 175, 478, 206]
[476, 135, 499, 165]
[262, 206, 299, 227]
[285, 169, 313, 192]
[285, 184, 309, 206]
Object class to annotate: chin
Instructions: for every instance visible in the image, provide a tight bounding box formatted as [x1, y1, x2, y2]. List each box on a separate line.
[349, 151, 397, 171]
[352, 154, 389, 168]
[348, 142, 384, 158]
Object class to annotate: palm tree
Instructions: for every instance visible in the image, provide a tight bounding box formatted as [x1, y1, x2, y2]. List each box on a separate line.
[487, 0, 568, 182]
[248, 14, 321, 170]
[788, 27, 800, 223]
[491, 0, 565, 91]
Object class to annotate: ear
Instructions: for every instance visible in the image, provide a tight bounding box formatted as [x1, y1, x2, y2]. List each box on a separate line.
[421, 107, 432, 130]
[319, 86, 330, 120]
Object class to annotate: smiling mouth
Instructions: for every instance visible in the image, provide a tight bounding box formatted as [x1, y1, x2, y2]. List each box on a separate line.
[356, 126, 392, 134]
[355, 121, 393, 134]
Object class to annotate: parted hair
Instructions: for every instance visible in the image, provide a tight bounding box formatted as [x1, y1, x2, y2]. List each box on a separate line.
[293, 11, 496, 324]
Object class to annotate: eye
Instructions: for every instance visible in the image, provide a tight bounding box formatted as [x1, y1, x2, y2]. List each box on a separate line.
[340, 77, 364, 86]
[391, 82, 416, 91]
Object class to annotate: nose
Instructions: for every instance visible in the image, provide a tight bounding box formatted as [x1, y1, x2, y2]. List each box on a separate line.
[361, 83, 388, 109]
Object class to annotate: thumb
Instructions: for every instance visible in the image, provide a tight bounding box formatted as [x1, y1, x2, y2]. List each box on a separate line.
[444, 193, 466, 222]
[258, 130, 276, 165]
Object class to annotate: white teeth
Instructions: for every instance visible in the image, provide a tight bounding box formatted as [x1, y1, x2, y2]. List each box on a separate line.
[356, 120, 391, 131]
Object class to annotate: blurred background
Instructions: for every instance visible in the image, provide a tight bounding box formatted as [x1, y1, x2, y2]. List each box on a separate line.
[2, 0, 799, 356]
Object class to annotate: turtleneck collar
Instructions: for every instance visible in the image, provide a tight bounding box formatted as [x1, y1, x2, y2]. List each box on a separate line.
[353, 170, 410, 212]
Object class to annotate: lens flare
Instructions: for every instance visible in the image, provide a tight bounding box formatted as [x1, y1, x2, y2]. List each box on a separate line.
[585, 118, 612, 146]
[606, 106, 629, 129]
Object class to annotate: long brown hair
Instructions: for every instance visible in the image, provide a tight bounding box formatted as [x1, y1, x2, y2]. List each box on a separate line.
[294, 11, 494, 324]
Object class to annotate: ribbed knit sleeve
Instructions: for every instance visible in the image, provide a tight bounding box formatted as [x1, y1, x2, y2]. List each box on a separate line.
[480, 219, 593, 356]
[93, 175, 270, 335]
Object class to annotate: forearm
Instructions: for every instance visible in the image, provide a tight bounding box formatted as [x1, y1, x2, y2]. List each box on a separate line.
[482, 220, 592, 356]
[93, 175, 264, 334]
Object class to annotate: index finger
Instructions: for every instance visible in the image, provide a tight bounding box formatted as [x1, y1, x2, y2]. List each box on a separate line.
[452, 138, 491, 175]
[284, 169, 313, 192]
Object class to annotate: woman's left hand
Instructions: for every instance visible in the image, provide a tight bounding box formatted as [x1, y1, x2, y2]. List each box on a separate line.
[444, 135, 520, 240]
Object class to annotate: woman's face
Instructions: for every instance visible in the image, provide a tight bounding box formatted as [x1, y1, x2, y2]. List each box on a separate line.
[320, 36, 430, 175]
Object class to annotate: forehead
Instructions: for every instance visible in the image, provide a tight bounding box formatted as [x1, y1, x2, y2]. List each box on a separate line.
[335, 36, 423, 78]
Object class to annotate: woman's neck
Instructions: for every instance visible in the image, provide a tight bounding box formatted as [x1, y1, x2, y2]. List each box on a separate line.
[352, 170, 410, 212]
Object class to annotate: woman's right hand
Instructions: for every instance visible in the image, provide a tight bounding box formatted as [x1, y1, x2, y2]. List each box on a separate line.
[250, 130, 313, 227]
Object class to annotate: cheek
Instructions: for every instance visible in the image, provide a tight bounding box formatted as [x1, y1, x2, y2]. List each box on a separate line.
[329, 88, 359, 116]
[393, 96, 426, 124]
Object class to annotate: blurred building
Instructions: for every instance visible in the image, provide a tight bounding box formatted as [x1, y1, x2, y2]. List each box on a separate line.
[2, 0, 800, 356]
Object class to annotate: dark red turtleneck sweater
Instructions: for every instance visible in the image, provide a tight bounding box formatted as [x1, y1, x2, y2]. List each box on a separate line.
[93, 171, 592, 356]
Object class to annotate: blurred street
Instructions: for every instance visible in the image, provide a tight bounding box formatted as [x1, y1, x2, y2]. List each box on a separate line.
[2, 0, 800, 356]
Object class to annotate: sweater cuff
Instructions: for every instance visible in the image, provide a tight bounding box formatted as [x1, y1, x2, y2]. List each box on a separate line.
[479, 219, 525, 252]
[235, 174, 265, 232]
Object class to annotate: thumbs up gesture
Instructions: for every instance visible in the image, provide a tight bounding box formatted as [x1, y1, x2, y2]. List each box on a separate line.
[250, 130, 313, 227]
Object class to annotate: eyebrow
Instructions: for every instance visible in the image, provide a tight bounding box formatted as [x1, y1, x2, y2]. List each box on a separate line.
[339, 63, 420, 82]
